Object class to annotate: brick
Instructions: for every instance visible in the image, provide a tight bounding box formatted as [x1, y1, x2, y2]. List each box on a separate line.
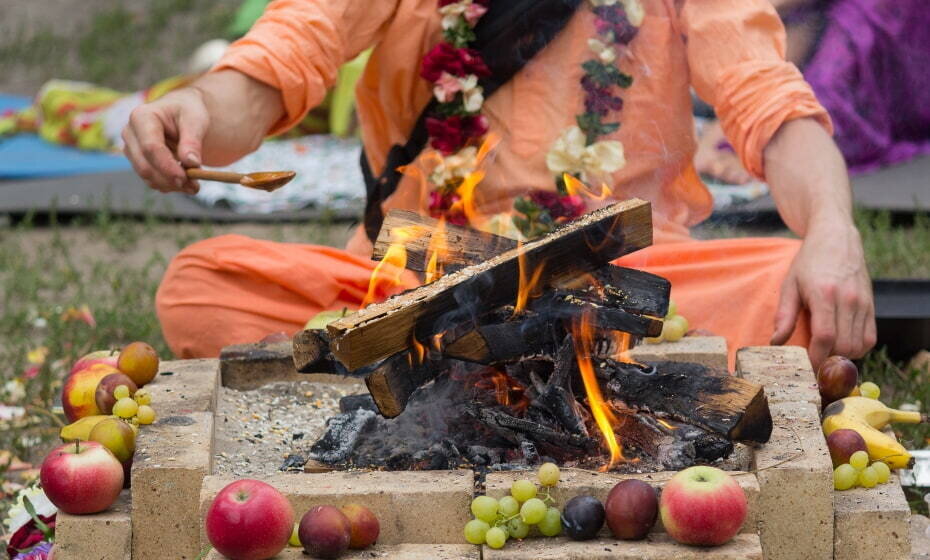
[630, 336, 728, 371]
[205, 544, 478, 559]
[151, 358, 220, 414]
[753, 401, 833, 560]
[132, 411, 214, 560]
[910, 514, 930, 560]
[719, 443, 754, 472]
[54, 489, 131, 560]
[483, 534, 763, 559]
[485, 469, 759, 535]
[219, 341, 362, 390]
[200, 470, 473, 546]
[736, 346, 820, 406]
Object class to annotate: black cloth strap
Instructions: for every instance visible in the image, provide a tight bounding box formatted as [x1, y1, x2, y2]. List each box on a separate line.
[362, 0, 584, 242]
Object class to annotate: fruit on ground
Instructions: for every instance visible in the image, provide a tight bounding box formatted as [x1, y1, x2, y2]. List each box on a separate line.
[826, 429, 869, 468]
[289, 524, 302, 547]
[510, 479, 537, 502]
[60, 415, 110, 441]
[62, 363, 120, 422]
[499, 496, 520, 517]
[471, 495, 499, 523]
[485, 526, 508, 549]
[860, 381, 881, 400]
[341, 503, 380, 549]
[605, 479, 658, 540]
[205, 479, 294, 560]
[520, 497, 547, 524]
[113, 397, 139, 419]
[821, 396, 923, 469]
[538, 506, 563, 537]
[298, 505, 351, 559]
[507, 517, 531, 539]
[40, 441, 124, 514]
[136, 405, 156, 425]
[833, 464, 857, 490]
[661, 315, 688, 342]
[464, 519, 490, 545]
[561, 495, 605, 541]
[133, 388, 152, 405]
[305, 310, 348, 329]
[660, 465, 747, 546]
[538, 462, 560, 487]
[859, 465, 879, 488]
[117, 341, 159, 387]
[94, 373, 138, 415]
[69, 350, 119, 376]
[849, 450, 869, 471]
[88, 417, 136, 463]
[872, 461, 891, 483]
[817, 355, 859, 405]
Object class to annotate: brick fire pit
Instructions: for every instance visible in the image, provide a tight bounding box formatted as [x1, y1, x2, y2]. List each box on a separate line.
[50, 337, 913, 560]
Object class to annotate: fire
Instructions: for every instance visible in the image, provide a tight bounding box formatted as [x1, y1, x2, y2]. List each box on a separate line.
[450, 169, 485, 227]
[360, 227, 415, 308]
[513, 242, 546, 315]
[656, 418, 677, 431]
[563, 173, 611, 201]
[475, 369, 530, 414]
[572, 311, 624, 470]
[425, 218, 449, 283]
[611, 331, 634, 362]
[409, 335, 427, 366]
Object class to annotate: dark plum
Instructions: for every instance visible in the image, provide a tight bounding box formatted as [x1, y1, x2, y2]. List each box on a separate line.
[604, 480, 658, 540]
[561, 495, 605, 541]
[818, 355, 858, 405]
[826, 429, 868, 467]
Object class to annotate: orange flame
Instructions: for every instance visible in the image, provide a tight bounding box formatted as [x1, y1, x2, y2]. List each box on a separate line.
[475, 369, 530, 414]
[360, 227, 414, 308]
[425, 217, 449, 284]
[513, 242, 546, 315]
[409, 335, 426, 366]
[450, 169, 485, 227]
[611, 331, 634, 363]
[572, 311, 623, 470]
[563, 173, 611, 201]
[656, 418, 677, 431]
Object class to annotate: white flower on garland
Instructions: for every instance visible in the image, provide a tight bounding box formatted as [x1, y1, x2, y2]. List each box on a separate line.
[430, 146, 479, 186]
[4, 485, 56, 537]
[587, 38, 617, 64]
[433, 73, 484, 112]
[439, 0, 488, 30]
[546, 126, 625, 180]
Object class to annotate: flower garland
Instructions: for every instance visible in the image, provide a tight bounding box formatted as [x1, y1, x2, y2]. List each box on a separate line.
[420, 0, 491, 225]
[420, 0, 643, 237]
[516, 0, 642, 238]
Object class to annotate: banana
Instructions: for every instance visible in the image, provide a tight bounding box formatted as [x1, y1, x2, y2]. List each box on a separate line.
[822, 397, 925, 469]
[59, 415, 111, 442]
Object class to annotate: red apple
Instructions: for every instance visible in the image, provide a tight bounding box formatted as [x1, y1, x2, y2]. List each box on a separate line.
[341, 503, 380, 548]
[40, 441, 124, 514]
[61, 363, 120, 422]
[818, 355, 858, 405]
[70, 350, 120, 376]
[605, 479, 658, 540]
[659, 466, 747, 546]
[299, 506, 351, 559]
[826, 429, 868, 467]
[205, 479, 294, 560]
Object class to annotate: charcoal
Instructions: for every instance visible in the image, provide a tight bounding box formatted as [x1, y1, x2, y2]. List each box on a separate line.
[339, 394, 379, 414]
[520, 440, 540, 464]
[279, 453, 307, 471]
[308, 409, 376, 464]
[657, 439, 696, 471]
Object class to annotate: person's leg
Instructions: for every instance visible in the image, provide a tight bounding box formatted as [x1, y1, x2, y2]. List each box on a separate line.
[616, 237, 811, 370]
[155, 234, 418, 358]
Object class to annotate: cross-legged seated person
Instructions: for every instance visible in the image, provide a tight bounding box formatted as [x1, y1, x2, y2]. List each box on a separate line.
[122, 0, 875, 369]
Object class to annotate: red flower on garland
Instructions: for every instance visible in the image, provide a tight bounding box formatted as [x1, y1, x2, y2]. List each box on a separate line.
[6, 515, 55, 558]
[426, 114, 489, 154]
[529, 190, 586, 221]
[421, 43, 491, 82]
[428, 191, 469, 225]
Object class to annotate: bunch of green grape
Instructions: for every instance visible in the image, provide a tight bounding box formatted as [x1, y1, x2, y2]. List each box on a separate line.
[464, 463, 564, 549]
[833, 450, 892, 491]
[646, 299, 689, 344]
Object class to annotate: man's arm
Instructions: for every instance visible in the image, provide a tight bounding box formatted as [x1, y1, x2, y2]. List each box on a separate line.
[765, 117, 876, 367]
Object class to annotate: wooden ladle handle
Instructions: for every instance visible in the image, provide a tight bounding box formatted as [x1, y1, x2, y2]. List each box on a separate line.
[186, 168, 245, 184]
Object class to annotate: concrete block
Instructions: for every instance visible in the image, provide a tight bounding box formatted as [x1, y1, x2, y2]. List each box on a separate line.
[485, 469, 759, 535]
[219, 341, 362, 390]
[132, 411, 214, 560]
[834, 474, 911, 559]
[151, 358, 220, 414]
[910, 514, 930, 560]
[736, 346, 820, 406]
[754, 401, 833, 560]
[483, 534, 763, 559]
[204, 544, 479, 559]
[630, 336, 728, 371]
[54, 489, 131, 560]
[200, 470, 473, 546]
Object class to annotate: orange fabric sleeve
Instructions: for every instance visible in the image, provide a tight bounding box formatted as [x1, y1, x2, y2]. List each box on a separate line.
[679, 0, 833, 178]
[212, 0, 400, 135]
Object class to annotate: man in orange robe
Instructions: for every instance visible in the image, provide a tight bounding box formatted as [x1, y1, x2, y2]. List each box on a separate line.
[123, 0, 875, 369]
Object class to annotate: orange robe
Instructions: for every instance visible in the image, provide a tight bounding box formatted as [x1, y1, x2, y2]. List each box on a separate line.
[157, 0, 827, 367]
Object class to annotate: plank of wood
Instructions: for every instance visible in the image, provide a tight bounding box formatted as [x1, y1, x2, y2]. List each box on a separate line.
[364, 353, 448, 418]
[328, 199, 653, 370]
[605, 360, 772, 443]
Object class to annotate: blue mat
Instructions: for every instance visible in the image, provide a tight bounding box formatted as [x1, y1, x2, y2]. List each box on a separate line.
[0, 94, 131, 179]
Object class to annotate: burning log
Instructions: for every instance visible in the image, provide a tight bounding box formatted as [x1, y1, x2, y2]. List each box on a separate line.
[363, 352, 454, 418]
[604, 360, 773, 444]
[326, 199, 653, 370]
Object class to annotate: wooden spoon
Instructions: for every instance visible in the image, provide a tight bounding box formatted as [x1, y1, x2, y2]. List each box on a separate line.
[185, 168, 296, 192]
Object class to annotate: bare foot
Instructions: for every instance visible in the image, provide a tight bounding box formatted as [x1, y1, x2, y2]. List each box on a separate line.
[695, 120, 753, 184]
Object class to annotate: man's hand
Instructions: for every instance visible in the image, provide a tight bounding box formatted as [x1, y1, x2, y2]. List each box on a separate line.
[771, 221, 876, 369]
[121, 70, 284, 194]
[763, 117, 876, 369]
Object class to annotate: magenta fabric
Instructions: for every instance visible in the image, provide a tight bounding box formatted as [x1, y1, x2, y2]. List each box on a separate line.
[803, 0, 930, 174]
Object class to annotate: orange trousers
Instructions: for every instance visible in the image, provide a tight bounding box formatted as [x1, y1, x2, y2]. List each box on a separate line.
[156, 235, 810, 369]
